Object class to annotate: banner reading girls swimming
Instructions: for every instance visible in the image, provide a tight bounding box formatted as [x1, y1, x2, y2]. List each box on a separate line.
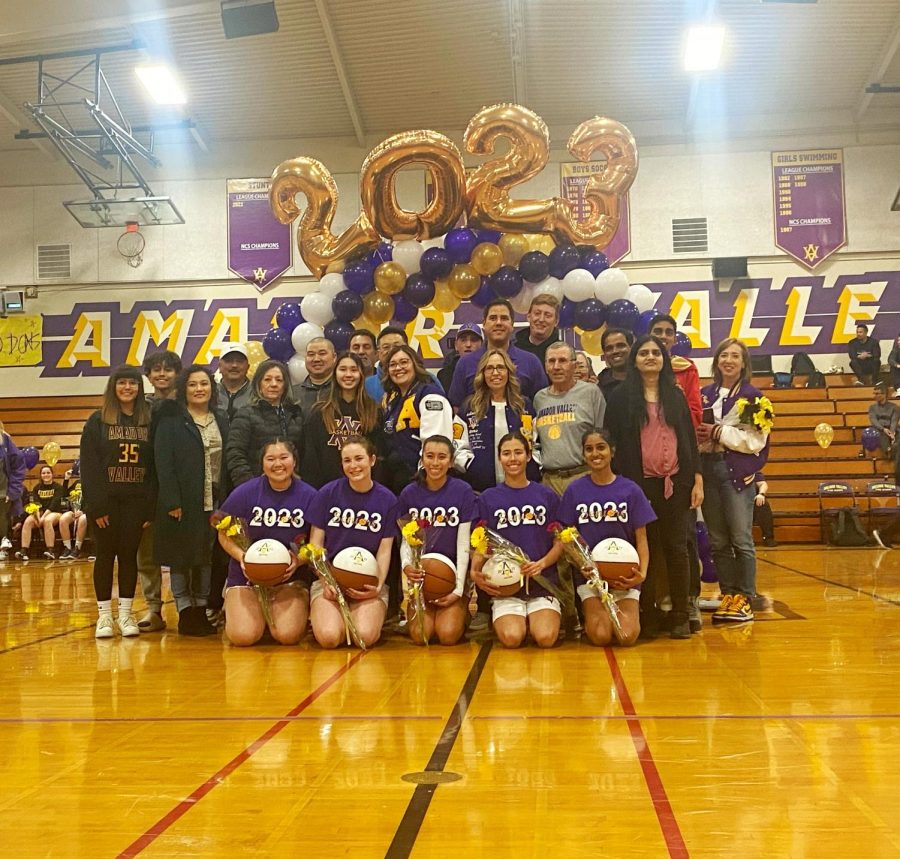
[560, 163, 630, 265]
[772, 150, 847, 271]
[227, 178, 292, 290]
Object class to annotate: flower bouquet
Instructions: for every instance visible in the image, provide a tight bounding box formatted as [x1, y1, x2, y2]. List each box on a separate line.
[398, 516, 433, 646]
[736, 395, 775, 434]
[24, 502, 40, 517]
[68, 484, 82, 513]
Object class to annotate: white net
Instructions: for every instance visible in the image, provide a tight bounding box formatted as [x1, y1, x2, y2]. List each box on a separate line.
[117, 228, 145, 267]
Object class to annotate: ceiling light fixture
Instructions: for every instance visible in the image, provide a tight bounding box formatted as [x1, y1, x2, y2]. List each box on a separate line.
[135, 65, 187, 105]
[683, 25, 725, 72]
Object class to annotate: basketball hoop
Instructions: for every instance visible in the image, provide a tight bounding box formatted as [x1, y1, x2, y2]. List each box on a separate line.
[117, 222, 145, 268]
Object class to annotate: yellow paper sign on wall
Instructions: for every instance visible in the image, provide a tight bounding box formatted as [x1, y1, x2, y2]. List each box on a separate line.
[0, 315, 42, 367]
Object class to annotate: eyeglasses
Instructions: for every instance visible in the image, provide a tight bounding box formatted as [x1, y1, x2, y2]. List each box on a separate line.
[485, 365, 507, 374]
[388, 359, 413, 371]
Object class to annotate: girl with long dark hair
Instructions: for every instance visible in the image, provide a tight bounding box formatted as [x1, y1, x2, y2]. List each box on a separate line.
[16, 465, 64, 561]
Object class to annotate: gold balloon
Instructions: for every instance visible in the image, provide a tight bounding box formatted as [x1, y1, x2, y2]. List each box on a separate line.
[325, 260, 346, 275]
[363, 291, 395, 324]
[553, 117, 639, 249]
[498, 233, 529, 267]
[580, 328, 605, 356]
[354, 315, 381, 334]
[470, 242, 503, 276]
[814, 422, 834, 450]
[245, 341, 267, 364]
[374, 261, 407, 295]
[433, 281, 462, 312]
[270, 156, 379, 279]
[525, 233, 556, 255]
[360, 130, 466, 240]
[447, 263, 481, 299]
[464, 103, 556, 235]
[41, 441, 61, 467]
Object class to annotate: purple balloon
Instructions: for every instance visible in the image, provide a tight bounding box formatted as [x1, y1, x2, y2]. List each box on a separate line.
[470, 277, 496, 308]
[574, 298, 607, 332]
[275, 302, 303, 332]
[558, 298, 577, 329]
[367, 241, 393, 267]
[489, 265, 523, 298]
[22, 446, 39, 470]
[671, 331, 693, 358]
[444, 228, 478, 264]
[697, 522, 718, 583]
[634, 309, 656, 337]
[323, 319, 355, 352]
[475, 229, 502, 245]
[343, 259, 375, 295]
[391, 295, 418, 323]
[263, 327, 294, 362]
[548, 244, 582, 279]
[607, 299, 640, 330]
[419, 247, 453, 281]
[581, 251, 609, 277]
[404, 273, 436, 308]
[518, 251, 550, 284]
[861, 426, 882, 452]
[332, 289, 364, 323]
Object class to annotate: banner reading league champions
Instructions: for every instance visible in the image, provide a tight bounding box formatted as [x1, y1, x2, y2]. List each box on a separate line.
[560, 163, 631, 265]
[227, 178, 292, 290]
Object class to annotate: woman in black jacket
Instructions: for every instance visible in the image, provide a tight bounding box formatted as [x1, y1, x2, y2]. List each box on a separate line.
[605, 335, 704, 640]
[16, 465, 64, 561]
[225, 359, 303, 487]
[154, 365, 230, 636]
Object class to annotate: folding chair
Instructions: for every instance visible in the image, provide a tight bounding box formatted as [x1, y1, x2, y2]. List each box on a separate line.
[865, 480, 900, 533]
[816, 481, 857, 544]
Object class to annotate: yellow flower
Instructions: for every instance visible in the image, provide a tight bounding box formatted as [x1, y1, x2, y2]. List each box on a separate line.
[214, 514, 232, 532]
[401, 521, 423, 545]
[559, 527, 578, 544]
[736, 397, 749, 411]
[25, 503, 40, 515]
[225, 523, 241, 537]
[471, 526, 488, 555]
[758, 396, 775, 415]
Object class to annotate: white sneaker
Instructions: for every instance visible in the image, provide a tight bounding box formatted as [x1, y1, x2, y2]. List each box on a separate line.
[95, 615, 116, 639]
[118, 613, 140, 637]
[0, 537, 11, 550]
[872, 529, 889, 549]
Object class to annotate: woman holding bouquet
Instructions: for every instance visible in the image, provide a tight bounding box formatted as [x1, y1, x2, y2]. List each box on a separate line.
[558, 429, 656, 646]
[698, 338, 772, 624]
[398, 435, 476, 646]
[217, 438, 316, 646]
[471, 431, 563, 649]
[307, 436, 397, 648]
[16, 465, 64, 561]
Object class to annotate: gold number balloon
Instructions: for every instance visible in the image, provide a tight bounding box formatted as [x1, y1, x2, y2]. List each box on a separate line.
[553, 117, 638, 248]
[814, 422, 834, 449]
[41, 441, 61, 467]
[464, 103, 556, 234]
[269, 157, 379, 279]
[360, 130, 466, 240]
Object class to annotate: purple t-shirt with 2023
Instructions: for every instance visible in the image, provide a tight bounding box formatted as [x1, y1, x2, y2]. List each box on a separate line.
[476, 481, 559, 599]
[558, 474, 656, 588]
[219, 475, 318, 587]
[398, 477, 477, 561]
[308, 478, 398, 558]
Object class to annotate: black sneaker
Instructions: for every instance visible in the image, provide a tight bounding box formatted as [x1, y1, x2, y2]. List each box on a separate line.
[70, 548, 83, 560]
[14, 550, 29, 562]
[58, 546, 73, 560]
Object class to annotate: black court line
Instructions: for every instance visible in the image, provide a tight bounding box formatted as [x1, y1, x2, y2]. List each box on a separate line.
[385, 640, 493, 859]
[0, 623, 94, 654]
[761, 557, 900, 607]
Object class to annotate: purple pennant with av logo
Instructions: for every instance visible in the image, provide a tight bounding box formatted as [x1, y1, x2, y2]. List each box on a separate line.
[227, 178, 292, 291]
[560, 162, 631, 265]
[772, 150, 847, 271]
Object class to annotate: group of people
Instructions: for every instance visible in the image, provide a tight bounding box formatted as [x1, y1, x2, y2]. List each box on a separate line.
[2, 291, 772, 650]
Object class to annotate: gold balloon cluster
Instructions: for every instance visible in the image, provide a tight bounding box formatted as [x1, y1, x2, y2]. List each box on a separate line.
[270, 103, 637, 279]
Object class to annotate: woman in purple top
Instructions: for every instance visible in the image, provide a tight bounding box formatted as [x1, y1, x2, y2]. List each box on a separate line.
[472, 431, 563, 649]
[308, 435, 397, 648]
[398, 435, 477, 646]
[218, 439, 316, 646]
[558, 429, 656, 646]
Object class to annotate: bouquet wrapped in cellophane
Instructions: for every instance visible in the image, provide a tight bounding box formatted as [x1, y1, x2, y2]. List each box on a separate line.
[398, 516, 434, 646]
[548, 522, 625, 643]
[68, 483, 82, 513]
[294, 539, 366, 649]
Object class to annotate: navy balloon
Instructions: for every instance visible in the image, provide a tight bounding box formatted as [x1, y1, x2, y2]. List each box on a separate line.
[471, 277, 496, 308]
[404, 273, 436, 308]
[343, 258, 375, 295]
[475, 228, 502, 245]
[634, 310, 655, 336]
[518, 251, 550, 284]
[548, 244, 582, 279]
[581, 251, 609, 277]
[332, 289, 364, 323]
[861, 426, 882, 452]
[323, 319, 355, 351]
[392, 295, 418, 323]
[671, 331, 693, 358]
[607, 299, 640, 330]
[558, 298, 577, 329]
[574, 298, 607, 332]
[490, 265, 523, 298]
[419, 247, 453, 281]
[367, 241, 393, 267]
[275, 302, 303, 332]
[444, 228, 478, 264]
[22, 446, 39, 470]
[263, 327, 294, 362]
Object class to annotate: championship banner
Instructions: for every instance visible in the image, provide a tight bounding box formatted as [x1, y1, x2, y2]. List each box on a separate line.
[227, 178, 292, 291]
[772, 149, 846, 271]
[560, 163, 630, 265]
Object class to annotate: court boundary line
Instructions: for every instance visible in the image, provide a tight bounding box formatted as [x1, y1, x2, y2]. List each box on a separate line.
[761, 557, 900, 606]
[385, 640, 493, 859]
[605, 647, 689, 859]
[115, 649, 366, 859]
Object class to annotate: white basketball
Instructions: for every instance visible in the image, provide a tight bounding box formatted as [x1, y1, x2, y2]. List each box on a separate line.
[332, 546, 379, 591]
[482, 555, 523, 596]
[243, 538, 292, 586]
[591, 538, 640, 582]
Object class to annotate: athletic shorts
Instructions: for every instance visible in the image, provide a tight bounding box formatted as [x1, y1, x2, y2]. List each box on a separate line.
[577, 584, 640, 604]
[492, 595, 561, 622]
[311, 579, 389, 606]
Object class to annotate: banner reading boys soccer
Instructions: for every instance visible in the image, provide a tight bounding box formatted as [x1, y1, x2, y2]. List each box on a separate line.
[227, 178, 292, 291]
[560, 162, 631, 265]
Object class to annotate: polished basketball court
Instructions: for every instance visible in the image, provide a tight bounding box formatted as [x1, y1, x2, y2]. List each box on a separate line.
[1, 546, 898, 858]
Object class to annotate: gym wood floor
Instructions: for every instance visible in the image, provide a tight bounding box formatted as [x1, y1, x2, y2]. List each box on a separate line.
[1, 547, 898, 858]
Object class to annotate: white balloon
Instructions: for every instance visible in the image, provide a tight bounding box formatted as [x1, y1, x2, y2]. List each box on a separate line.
[595, 267, 630, 302]
[529, 276, 563, 303]
[625, 283, 656, 313]
[562, 267, 596, 302]
[510, 283, 536, 315]
[318, 273, 345, 298]
[300, 293, 333, 328]
[420, 236, 445, 250]
[392, 239, 425, 275]
[287, 354, 308, 385]
[290, 321, 324, 354]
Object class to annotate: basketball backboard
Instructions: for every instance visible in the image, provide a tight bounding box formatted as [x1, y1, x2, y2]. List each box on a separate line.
[64, 197, 185, 228]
